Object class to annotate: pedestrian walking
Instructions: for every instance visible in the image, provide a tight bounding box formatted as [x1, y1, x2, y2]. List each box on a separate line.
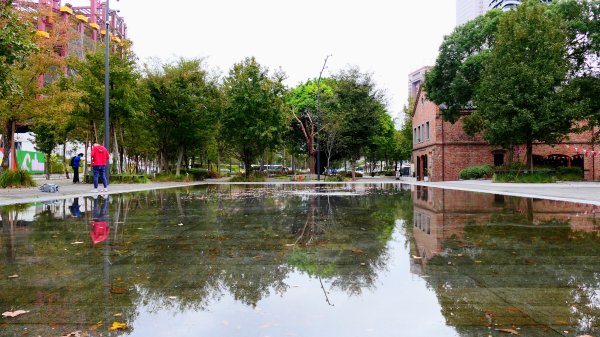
[91, 143, 110, 193]
[70, 153, 83, 183]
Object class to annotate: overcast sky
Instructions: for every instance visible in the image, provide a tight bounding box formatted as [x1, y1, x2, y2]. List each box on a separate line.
[73, 0, 456, 125]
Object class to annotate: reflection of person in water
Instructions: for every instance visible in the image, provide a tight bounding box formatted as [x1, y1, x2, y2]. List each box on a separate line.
[90, 196, 110, 244]
[69, 198, 81, 217]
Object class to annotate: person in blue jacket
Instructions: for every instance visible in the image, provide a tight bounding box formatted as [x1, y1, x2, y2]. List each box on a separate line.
[70, 153, 83, 184]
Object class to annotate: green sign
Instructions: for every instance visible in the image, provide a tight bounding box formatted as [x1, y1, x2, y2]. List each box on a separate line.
[17, 150, 45, 174]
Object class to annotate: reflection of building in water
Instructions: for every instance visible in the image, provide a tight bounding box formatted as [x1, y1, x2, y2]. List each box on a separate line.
[410, 186, 600, 335]
[411, 186, 600, 268]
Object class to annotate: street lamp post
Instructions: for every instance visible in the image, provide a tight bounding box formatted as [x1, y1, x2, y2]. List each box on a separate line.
[104, 0, 110, 183]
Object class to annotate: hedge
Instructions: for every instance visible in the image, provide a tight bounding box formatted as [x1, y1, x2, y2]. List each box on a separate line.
[459, 164, 494, 180]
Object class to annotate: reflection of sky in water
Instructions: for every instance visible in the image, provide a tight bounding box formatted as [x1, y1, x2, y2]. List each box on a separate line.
[2, 184, 600, 336]
[129, 222, 457, 337]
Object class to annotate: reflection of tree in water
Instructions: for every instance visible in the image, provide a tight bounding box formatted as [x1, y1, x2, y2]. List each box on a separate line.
[0, 184, 412, 335]
[285, 185, 411, 297]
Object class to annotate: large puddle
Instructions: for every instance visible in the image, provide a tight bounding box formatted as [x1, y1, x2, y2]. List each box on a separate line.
[1, 184, 599, 336]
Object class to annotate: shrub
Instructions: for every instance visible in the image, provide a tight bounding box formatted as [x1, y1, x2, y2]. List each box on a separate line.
[85, 173, 151, 184]
[556, 167, 584, 181]
[459, 164, 494, 180]
[340, 171, 363, 178]
[382, 170, 396, 176]
[325, 175, 345, 182]
[152, 174, 194, 182]
[183, 169, 209, 181]
[229, 172, 267, 182]
[493, 169, 555, 183]
[0, 170, 36, 188]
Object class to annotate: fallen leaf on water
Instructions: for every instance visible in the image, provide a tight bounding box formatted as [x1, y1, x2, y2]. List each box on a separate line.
[8, 275, 18, 279]
[2, 310, 29, 318]
[110, 287, 127, 294]
[496, 328, 519, 335]
[108, 322, 128, 331]
[352, 249, 365, 253]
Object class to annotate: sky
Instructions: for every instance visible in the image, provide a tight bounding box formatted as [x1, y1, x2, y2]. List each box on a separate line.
[72, 0, 457, 125]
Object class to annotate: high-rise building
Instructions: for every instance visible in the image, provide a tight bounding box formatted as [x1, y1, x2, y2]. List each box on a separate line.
[488, 0, 552, 11]
[456, 0, 488, 26]
[457, 0, 553, 26]
[408, 66, 431, 100]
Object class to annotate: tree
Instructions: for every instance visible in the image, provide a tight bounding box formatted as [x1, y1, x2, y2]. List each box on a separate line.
[286, 79, 334, 174]
[332, 67, 387, 180]
[1, 4, 78, 174]
[221, 57, 286, 177]
[475, 0, 572, 169]
[366, 112, 396, 173]
[396, 101, 414, 165]
[74, 46, 145, 174]
[0, 0, 36, 98]
[550, 0, 600, 138]
[0, 1, 36, 172]
[145, 58, 218, 175]
[424, 9, 503, 123]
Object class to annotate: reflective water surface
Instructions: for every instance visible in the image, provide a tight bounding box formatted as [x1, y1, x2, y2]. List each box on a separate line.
[1, 184, 599, 336]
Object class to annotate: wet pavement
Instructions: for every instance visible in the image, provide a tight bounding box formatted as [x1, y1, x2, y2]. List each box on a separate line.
[0, 184, 599, 336]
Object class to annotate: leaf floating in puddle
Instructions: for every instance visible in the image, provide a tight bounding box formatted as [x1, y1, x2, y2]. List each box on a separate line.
[110, 287, 127, 294]
[352, 249, 364, 253]
[2, 310, 28, 318]
[7, 274, 18, 279]
[108, 322, 128, 331]
[496, 328, 519, 335]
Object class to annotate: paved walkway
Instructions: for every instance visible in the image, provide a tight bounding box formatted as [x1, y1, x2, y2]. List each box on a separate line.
[409, 179, 600, 206]
[0, 176, 597, 206]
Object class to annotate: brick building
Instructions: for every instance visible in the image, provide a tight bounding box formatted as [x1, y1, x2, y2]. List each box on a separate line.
[411, 86, 600, 181]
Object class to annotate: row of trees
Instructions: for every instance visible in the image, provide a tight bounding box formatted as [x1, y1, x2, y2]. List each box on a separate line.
[0, 2, 412, 180]
[424, 0, 600, 169]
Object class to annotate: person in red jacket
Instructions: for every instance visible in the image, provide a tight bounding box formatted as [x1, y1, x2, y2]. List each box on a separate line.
[91, 143, 110, 192]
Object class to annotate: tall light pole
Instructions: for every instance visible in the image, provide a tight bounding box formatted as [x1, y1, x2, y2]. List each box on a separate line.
[103, 0, 110, 183]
